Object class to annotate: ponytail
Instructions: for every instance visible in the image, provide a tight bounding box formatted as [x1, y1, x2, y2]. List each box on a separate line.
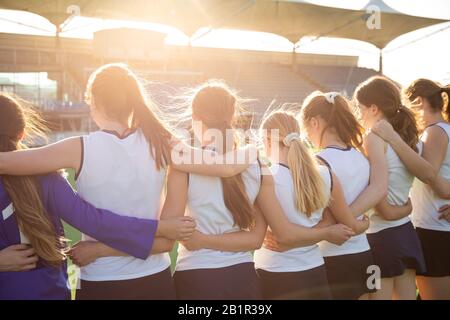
[191, 81, 255, 230]
[390, 105, 419, 152]
[218, 122, 254, 230]
[262, 110, 329, 216]
[127, 80, 173, 169]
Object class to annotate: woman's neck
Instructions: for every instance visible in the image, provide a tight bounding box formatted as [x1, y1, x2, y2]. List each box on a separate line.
[423, 110, 445, 127]
[100, 120, 130, 136]
[272, 146, 288, 166]
[320, 130, 347, 149]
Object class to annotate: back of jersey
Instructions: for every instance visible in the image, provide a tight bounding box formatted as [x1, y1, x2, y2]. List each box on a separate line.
[77, 129, 169, 281]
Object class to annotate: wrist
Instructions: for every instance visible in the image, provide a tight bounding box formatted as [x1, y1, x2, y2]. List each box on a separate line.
[321, 227, 331, 242]
[197, 233, 210, 250]
[94, 242, 109, 258]
[155, 220, 167, 237]
[389, 132, 402, 146]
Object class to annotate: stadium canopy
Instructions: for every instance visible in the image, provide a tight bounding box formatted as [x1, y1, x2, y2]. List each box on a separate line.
[1, 0, 448, 70]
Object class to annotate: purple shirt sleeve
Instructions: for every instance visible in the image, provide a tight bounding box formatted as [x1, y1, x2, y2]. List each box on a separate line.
[40, 173, 158, 260]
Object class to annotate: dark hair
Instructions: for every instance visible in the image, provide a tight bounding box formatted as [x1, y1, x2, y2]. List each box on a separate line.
[301, 91, 364, 150]
[355, 76, 419, 152]
[0, 93, 65, 267]
[85, 63, 172, 169]
[404, 78, 450, 121]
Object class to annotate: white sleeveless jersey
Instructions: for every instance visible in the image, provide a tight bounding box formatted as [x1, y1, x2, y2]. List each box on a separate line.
[317, 146, 371, 257]
[411, 122, 450, 231]
[77, 129, 169, 281]
[176, 161, 261, 271]
[254, 164, 331, 272]
[367, 144, 413, 233]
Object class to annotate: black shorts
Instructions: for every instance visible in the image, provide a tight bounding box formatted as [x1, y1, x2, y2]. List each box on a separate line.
[367, 222, 426, 278]
[173, 262, 261, 300]
[416, 227, 450, 277]
[256, 265, 332, 300]
[324, 250, 376, 300]
[76, 267, 175, 300]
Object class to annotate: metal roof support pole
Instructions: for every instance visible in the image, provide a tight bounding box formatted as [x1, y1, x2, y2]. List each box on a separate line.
[291, 44, 297, 72]
[379, 48, 383, 74]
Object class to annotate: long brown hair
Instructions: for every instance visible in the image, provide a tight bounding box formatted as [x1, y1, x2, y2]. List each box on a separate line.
[261, 111, 329, 216]
[301, 91, 364, 150]
[0, 93, 65, 267]
[404, 78, 450, 122]
[191, 81, 255, 230]
[85, 63, 172, 169]
[355, 76, 419, 152]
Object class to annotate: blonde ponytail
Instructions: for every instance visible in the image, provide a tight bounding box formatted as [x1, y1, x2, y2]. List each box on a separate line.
[262, 110, 329, 216]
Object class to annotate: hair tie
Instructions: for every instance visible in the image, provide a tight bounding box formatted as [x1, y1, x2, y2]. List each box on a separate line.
[283, 132, 301, 147]
[324, 92, 340, 104]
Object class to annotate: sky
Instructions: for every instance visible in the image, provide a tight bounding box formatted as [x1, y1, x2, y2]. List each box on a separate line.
[0, 0, 449, 86]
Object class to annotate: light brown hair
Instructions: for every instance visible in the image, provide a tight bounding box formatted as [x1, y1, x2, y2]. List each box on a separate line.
[301, 91, 364, 150]
[355, 76, 419, 152]
[85, 63, 172, 169]
[0, 93, 65, 267]
[191, 81, 255, 230]
[404, 78, 450, 122]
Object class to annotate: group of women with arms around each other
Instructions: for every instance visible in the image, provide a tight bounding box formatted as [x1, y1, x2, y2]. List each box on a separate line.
[0, 63, 449, 300]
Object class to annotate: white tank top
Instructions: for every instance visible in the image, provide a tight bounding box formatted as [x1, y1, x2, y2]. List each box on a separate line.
[254, 164, 331, 272]
[176, 161, 261, 271]
[367, 144, 413, 233]
[411, 122, 450, 232]
[317, 146, 371, 257]
[77, 129, 170, 281]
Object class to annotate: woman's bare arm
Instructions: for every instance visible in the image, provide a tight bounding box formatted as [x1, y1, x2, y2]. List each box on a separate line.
[181, 206, 267, 252]
[348, 133, 389, 216]
[170, 140, 258, 177]
[0, 137, 82, 175]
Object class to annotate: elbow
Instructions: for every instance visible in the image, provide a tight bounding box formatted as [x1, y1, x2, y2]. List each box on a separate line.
[374, 205, 395, 221]
[380, 212, 397, 221]
[148, 240, 175, 256]
[250, 233, 265, 251]
[276, 233, 295, 248]
[437, 189, 450, 200]
[378, 185, 389, 201]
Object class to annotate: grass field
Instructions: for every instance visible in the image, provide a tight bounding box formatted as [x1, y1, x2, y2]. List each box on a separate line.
[62, 169, 178, 299]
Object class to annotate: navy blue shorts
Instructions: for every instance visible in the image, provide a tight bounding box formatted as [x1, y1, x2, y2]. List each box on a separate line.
[367, 221, 426, 278]
[173, 262, 261, 300]
[257, 265, 332, 300]
[76, 267, 176, 300]
[323, 250, 376, 300]
[416, 227, 450, 277]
